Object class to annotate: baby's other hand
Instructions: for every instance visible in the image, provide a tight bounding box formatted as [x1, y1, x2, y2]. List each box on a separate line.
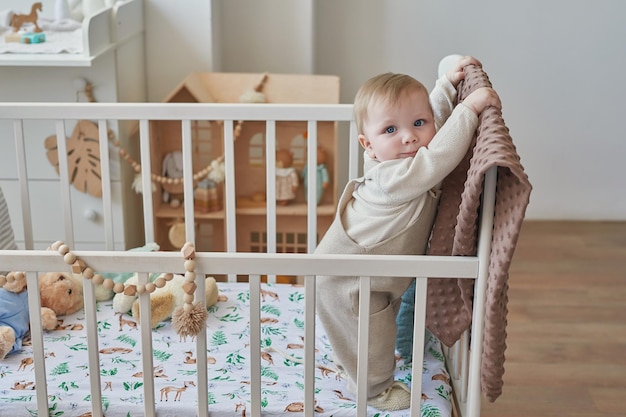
[462, 87, 502, 115]
[446, 56, 482, 87]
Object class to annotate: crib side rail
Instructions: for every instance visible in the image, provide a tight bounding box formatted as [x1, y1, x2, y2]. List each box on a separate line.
[1, 249, 480, 417]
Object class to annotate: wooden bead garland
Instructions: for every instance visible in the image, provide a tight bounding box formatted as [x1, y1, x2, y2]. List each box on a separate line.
[0, 240, 207, 338]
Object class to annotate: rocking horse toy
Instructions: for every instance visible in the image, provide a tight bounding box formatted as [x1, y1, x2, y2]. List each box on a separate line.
[10, 2, 43, 33]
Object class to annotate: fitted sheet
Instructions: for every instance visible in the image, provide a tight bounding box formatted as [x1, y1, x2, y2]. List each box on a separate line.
[0, 282, 452, 416]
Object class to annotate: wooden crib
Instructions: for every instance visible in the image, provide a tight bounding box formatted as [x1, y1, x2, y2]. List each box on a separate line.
[0, 66, 529, 417]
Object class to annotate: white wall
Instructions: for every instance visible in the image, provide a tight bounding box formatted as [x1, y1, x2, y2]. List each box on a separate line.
[144, 0, 626, 220]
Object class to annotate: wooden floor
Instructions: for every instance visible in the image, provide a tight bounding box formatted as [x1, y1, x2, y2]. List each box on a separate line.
[479, 221, 626, 417]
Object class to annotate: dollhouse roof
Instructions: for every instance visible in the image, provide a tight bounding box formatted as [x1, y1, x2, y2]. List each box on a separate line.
[160, 72, 340, 104]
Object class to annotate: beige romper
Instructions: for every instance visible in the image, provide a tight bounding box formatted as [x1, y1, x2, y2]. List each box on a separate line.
[314, 180, 440, 397]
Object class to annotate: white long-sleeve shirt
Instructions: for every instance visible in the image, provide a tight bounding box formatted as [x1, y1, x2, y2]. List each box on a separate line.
[342, 75, 478, 246]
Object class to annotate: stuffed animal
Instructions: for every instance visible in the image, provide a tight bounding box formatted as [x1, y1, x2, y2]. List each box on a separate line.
[113, 273, 219, 328]
[0, 271, 88, 360]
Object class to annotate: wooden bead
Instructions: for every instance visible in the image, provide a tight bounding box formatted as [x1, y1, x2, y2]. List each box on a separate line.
[51, 241, 64, 251]
[183, 303, 193, 313]
[136, 284, 145, 294]
[113, 282, 125, 294]
[183, 293, 194, 303]
[83, 268, 94, 279]
[154, 277, 167, 288]
[185, 271, 196, 282]
[92, 274, 104, 285]
[183, 282, 196, 295]
[145, 282, 156, 293]
[181, 244, 195, 260]
[103, 279, 114, 290]
[64, 252, 77, 265]
[72, 259, 87, 274]
[164, 273, 174, 281]
[58, 244, 70, 255]
[124, 285, 137, 296]
[184, 259, 196, 272]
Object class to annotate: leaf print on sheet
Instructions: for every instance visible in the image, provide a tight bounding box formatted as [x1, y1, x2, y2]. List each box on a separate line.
[261, 326, 285, 338]
[261, 304, 280, 317]
[288, 291, 304, 303]
[116, 334, 137, 347]
[210, 330, 228, 346]
[422, 403, 443, 417]
[68, 342, 89, 352]
[428, 345, 445, 363]
[435, 384, 451, 401]
[50, 362, 71, 376]
[123, 381, 144, 391]
[58, 380, 79, 392]
[217, 312, 244, 323]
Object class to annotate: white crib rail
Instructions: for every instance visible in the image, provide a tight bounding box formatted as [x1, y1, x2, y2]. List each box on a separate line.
[0, 102, 495, 417]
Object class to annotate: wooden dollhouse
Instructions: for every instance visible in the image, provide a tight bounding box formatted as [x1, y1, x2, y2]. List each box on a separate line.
[147, 72, 340, 253]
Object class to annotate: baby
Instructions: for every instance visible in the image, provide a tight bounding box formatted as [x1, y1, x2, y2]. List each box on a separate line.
[315, 56, 501, 411]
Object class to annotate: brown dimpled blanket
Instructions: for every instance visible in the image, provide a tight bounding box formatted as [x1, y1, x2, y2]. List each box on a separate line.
[425, 64, 532, 402]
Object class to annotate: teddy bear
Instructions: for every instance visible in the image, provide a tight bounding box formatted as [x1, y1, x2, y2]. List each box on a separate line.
[113, 272, 219, 328]
[0, 270, 88, 360]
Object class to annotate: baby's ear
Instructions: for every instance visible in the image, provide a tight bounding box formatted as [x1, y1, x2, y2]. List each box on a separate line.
[358, 134, 374, 157]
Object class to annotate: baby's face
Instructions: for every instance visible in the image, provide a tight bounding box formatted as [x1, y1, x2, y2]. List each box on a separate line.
[359, 88, 435, 162]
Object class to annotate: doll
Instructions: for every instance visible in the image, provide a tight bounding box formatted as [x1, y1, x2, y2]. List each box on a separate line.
[275, 149, 299, 206]
[301, 146, 329, 205]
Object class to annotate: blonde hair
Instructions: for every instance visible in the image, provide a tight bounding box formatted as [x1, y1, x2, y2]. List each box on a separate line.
[353, 73, 429, 134]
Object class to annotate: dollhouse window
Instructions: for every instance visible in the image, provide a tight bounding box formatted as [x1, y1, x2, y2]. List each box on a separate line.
[290, 133, 307, 167]
[249, 231, 308, 254]
[193, 120, 213, 161]
[249, 132, 265, 166]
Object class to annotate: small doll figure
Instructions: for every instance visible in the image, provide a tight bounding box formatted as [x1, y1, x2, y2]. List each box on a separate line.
[275, 149, 299, 205]
[301, 146, 330, 205]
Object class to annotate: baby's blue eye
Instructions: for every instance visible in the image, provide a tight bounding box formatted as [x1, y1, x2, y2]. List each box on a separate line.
[385, 126, 396, 134]
[414, 119, 425, 127]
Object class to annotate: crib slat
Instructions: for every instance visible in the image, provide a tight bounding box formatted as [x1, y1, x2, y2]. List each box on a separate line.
[137, 271, 157, 415]
[305, 121, 318, 252]
[249, 274, 262, 415]
[465, 166, 498, 417]
[139, 118, 155, 243]
[13, 120, 34, 249]
[55, 120, 75, 248]
[195, 270, 209, 417]
[265, 120, 277, 283]
[348, 120, 360, 179]
[98, 119, 114, 249]
[409, 277, 428, 416]
[83, 280, 104, 417]
[181, 119, 196, 244]
[223, 119, 237, 282]
[25, 271, 49, 415]
[304, 274, 316, 417]
[356, 275, 371, 417]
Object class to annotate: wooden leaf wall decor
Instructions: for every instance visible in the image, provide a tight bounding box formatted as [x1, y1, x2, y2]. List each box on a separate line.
[44, 120, 103, 198]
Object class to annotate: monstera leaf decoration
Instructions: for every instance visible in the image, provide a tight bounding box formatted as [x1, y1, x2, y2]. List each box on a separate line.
[44, 120, 102, 198]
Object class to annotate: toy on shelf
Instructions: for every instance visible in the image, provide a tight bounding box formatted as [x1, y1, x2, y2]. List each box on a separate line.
[194, 178, 221, 213]
[10, 2, 43, 33]
[275, 149, 299, 206]
[301, 146, 330, 205]
[5, 2, 45, 44]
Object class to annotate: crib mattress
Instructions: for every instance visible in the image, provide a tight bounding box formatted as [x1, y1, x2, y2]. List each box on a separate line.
[0, 282, 452, 417]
